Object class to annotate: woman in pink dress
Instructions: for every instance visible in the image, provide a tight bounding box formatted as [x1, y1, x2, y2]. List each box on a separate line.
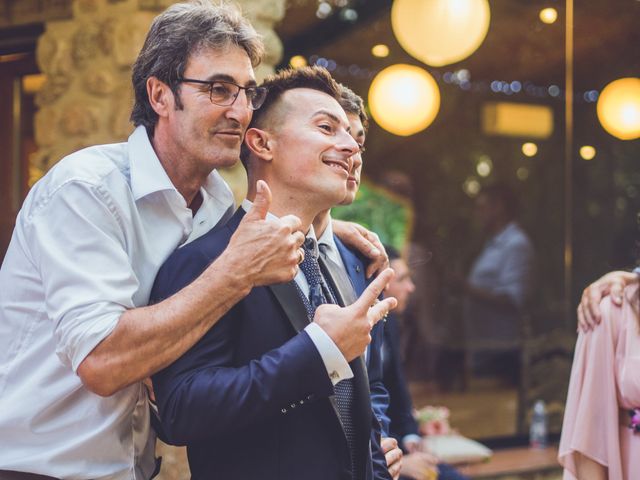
[559, 284, 640, 479]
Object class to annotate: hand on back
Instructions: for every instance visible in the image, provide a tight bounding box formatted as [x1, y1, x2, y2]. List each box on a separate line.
[577, 270, 638, 332]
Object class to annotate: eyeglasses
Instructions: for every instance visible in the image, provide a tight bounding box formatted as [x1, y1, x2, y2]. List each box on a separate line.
[177, 78, 268, 110]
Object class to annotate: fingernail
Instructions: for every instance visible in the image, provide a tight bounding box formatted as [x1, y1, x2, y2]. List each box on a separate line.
[370, 248, 380, 256]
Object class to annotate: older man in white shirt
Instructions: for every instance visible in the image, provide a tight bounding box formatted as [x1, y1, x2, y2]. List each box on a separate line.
[0, 2, 387, 479]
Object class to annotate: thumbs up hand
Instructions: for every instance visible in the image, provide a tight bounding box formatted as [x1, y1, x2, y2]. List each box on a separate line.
[225, 180, 306, 286]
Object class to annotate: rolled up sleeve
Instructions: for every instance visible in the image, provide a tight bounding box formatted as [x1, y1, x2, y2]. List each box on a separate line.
[24, 181, 139, 372]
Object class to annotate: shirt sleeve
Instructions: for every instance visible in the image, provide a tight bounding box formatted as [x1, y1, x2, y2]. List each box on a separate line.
[304, 322, 353, 385]
[23, 180, 138, 372]
[493, 240, 534, 309]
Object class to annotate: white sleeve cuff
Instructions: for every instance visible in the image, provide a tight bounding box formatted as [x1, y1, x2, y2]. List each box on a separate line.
[304, 322, 353, 385]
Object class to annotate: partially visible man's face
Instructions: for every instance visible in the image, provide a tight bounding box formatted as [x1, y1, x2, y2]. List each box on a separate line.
[387, 258, 415, 314]
[341, 112, 365, 205]
[268, 88, 358, 209]
[164, 45, 255, 173]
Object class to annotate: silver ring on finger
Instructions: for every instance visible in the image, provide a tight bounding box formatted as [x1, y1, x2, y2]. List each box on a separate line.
[297, 247, 305, 265]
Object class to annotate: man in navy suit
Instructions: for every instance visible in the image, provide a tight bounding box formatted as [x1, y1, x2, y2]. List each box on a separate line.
[313, 85, 404, 480]
[150, 66, 397, 480]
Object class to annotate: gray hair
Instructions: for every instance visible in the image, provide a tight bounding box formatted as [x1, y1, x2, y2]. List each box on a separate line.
[130, 0, 264, 134]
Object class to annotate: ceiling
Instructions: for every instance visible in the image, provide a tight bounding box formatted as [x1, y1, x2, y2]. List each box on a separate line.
[275, 0, 640, 93]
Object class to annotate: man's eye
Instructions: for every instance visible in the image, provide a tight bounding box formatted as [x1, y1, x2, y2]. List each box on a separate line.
[210, 84, 231, 96]
[319, 124, 333, 132]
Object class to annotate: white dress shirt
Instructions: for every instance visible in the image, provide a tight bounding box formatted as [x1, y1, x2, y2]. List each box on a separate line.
[240, 200, 352, 384]
[0, 126, 235, 479]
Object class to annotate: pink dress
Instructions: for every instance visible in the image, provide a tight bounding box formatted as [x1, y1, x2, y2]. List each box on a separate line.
[559, 285, 640, 480]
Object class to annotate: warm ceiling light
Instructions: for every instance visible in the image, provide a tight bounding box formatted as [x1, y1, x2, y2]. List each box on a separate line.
[368, 64, 440, 136]
[371, 44, 390, 58]
[476, 157, 492, 177]
[22, 74, 46, 94]
[539, 7, 558, 24]
[391, 0, 490, 67]
[521, 142, 538, 157]
[597, 77, 640, 140]
[289, 55, 307, 69]
[579, 145, 596, 160]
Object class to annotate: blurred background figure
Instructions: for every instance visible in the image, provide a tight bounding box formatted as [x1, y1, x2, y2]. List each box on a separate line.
[458, 184, 535, 386]
[384, 246, 468, 480]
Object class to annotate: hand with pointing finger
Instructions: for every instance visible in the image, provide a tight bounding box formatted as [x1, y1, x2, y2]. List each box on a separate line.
[313, 268, 397, 362]
[222, 180, 306, 287]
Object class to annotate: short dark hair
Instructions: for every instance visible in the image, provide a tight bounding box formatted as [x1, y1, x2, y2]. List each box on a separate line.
[240, 66, 342, 167]
[130, 0, 264, 135]
[338, 84, 369, 132]
[384, 244, 401, 262]
[479, 183, 518, 219]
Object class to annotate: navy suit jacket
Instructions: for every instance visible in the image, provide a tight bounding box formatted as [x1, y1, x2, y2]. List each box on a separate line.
[151, 209, 390, 480]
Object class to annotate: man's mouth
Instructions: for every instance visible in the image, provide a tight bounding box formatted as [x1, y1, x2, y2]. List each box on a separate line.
[323, 159, 350, 175]
[215, 130, 243, 139]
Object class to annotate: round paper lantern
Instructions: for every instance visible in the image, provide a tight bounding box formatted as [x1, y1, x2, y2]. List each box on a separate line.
[391, 0, 490, 67]
[368, 64, 440, 136]
[596, 78, 640, 140]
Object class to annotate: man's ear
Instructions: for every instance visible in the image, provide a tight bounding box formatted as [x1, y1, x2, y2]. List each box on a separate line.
[147, 76, 174, 118]
[244, 128, 274, 162]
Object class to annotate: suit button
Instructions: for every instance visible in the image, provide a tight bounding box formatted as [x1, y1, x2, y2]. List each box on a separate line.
[307, 394, 314, 401]
[300, 400, 305, 405]
[355, 265, 361, 273]
[290, 403, 296, 408]
[281, 408, 287, 414]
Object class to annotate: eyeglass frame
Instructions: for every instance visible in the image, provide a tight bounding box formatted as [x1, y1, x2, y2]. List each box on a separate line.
[176, 77, 268, 110]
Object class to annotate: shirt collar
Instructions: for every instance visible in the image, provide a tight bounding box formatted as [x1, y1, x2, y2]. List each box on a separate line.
[129, 125, 235, 209]
[317, 214, 339, 255]
[129, 126, 177, 201]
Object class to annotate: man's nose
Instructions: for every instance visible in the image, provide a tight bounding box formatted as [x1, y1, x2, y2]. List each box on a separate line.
[338, 130, 359, 157]
[225, 91, 253, 125]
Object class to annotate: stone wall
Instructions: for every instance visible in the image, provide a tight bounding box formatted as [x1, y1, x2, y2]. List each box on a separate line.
[13, 0, 286, 201]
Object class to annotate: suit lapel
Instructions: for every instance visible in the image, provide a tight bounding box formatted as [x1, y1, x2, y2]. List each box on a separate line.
[268, 281, 310, 333]
[334, 237, 367, 297]
[318, 254, 357, 306]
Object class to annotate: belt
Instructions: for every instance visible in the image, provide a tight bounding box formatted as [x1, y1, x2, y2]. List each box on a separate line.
[0, 472, 59, 480]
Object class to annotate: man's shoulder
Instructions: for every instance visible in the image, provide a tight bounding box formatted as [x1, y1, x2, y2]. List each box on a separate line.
[48, 142, 130, 187]
[151, 212, 240, 302]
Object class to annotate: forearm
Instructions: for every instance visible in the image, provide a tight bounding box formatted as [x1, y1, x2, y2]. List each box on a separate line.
[77, 253, 252, 396]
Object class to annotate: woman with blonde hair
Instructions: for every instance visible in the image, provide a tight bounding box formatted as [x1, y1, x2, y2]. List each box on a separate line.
[559, 283, 640, 479]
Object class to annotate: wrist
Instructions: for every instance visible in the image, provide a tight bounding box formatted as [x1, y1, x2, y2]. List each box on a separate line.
[209, 250, 253, 298]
